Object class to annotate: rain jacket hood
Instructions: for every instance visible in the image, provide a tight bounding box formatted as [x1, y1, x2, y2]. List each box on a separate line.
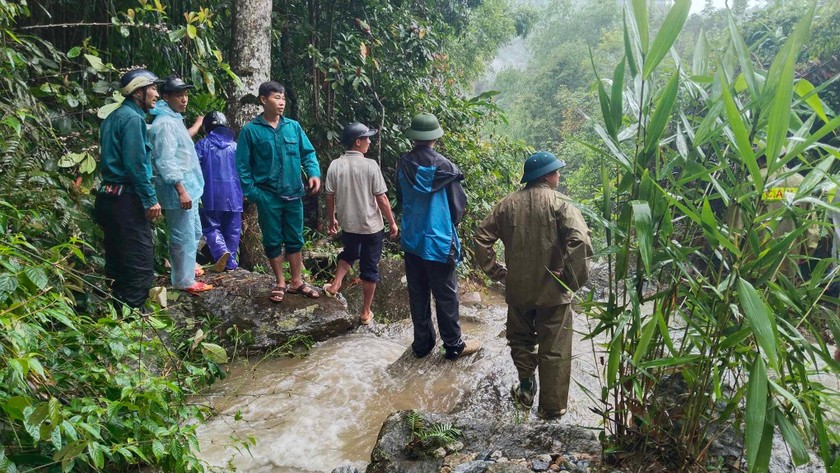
[149, 100, 204, 209]
[196, 127, 243, 212]
[396, 145, 466, 263]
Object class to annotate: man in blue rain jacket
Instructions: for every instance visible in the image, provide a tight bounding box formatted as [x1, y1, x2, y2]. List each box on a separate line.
[196, 111, 242, 271]
[396, 112, 480, 361]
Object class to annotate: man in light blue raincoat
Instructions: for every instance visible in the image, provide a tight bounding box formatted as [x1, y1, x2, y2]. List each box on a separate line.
[150, 76, 213, 293]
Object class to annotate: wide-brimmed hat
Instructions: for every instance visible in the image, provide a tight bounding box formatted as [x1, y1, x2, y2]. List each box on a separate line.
[341, 122, 378, 146]
[160, 76, 195, 94]
[521, 151, 566, 183]
[404, 113, 443, 141]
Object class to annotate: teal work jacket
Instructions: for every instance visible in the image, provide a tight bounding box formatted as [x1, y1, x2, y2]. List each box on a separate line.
[149, 101, 204, 209]
[98, 99, 158, 208]
[235, 115, 320, 201]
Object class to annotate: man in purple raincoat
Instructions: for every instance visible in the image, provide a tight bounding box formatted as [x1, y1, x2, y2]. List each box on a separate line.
[196, 111, 243, 270]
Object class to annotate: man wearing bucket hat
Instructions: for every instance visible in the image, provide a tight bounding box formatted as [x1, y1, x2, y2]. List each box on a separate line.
[149, 76, 212, 294]
[474, 151, 592, 419]
[94, 68, 164, 311]
[322, 122, 398, 325]
[396, 112, 480, 360]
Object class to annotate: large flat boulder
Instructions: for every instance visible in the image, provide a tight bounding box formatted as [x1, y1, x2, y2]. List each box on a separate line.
[167, 269, 356, 353]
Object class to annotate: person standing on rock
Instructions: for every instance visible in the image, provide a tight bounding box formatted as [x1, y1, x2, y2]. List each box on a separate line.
[396, 112, 480, 360]
[474, 151, 592, 419]
[149, 76, 213, 294]
[322, 122, 398, 325]
[236, 81, 322, 302]
[95, 68, 163, 312]
[196, 111, 241, 271]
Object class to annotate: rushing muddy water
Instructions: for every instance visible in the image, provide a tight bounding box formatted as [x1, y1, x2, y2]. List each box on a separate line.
[194, 302, 605, 473]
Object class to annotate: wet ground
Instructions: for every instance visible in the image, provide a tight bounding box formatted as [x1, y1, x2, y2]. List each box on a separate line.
[194, 298, 608, 473]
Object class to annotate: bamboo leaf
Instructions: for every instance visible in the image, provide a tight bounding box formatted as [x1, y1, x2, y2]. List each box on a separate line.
[632, 315, 658, 365]
[642, 0, 690, 79]
[630, 0, 649, 54]
[692, 28, 709, 76]
[768, 379, 810, 432]
[718, 71, 761, 190]
[794, 79, 829, 123]
[644, 71, 680, 154]
[631, 200, 653, 274]
[766, 5, 815, 172]
[737, 278, 778, 369]
[727, 13, 759, 100]
[623, 14, 639, 77]
[746, 356, 768, 472]
[607, 335, 621, 387]
[611, 58, 626, 134]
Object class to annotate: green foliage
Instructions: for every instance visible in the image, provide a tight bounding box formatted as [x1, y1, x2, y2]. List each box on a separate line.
[406, 410, 462, 452]
[0, 203, 224, 472]
[586, 1, 840, 471]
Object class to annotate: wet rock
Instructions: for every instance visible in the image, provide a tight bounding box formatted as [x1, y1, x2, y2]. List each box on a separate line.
[331, 467, 362, 473]
[170, 269, 356, 353]
[461, 291, 482, 306]
[452, 461, 491, 473]
[485, 464, 531, 473]
[367, 411, 445, 473]
[530, 459, 549, 471]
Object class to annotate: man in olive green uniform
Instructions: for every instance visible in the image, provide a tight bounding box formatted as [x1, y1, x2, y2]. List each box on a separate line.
[474, 151, 592, 419]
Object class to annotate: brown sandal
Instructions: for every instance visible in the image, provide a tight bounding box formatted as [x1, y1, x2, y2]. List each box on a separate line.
[269, 285, 286, 303]
[288, 283, 320, 299]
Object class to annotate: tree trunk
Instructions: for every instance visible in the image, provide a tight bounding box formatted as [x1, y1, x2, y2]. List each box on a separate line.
[227, 0, 272, 271]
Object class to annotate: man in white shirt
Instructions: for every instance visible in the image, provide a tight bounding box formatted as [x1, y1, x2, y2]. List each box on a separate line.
[323, 122, 398, 324]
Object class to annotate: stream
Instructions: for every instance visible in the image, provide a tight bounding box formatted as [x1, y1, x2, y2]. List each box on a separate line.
[194, 301, 605, 473]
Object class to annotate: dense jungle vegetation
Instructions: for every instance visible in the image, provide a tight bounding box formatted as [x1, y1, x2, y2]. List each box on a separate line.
[0, 0, 839, 471]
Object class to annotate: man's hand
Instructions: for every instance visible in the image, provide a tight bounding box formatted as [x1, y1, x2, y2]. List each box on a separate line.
[178, 190, 193, 209]
[145, 203, 162, 220]
[388, 224, 399, 240]
[307, 176, 321, 195]
[187, 115, 204, 138]
[328, 217, 339, 236]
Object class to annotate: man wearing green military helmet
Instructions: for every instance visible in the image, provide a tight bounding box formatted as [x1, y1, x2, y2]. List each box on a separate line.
[474, 151, 592, 419]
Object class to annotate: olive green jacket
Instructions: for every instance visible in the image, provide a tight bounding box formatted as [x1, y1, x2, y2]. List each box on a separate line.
[474, 182, 592, 307]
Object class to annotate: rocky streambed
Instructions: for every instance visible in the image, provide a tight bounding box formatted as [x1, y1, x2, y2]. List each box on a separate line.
[171, 259, 832, 473]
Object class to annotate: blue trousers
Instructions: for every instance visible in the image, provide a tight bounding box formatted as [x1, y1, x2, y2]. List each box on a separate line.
[164, 206, 201, 289]
[200, 210, 241, 270]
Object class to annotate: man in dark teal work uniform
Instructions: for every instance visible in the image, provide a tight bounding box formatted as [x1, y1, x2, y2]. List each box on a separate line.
[236, 81, 322, 302]
[94, 68, 163, 310]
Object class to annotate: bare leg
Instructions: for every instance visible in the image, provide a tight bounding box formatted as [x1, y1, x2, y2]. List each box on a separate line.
[361, 280, 376, 318]
[328, 259, 352, 294]
[287, 251, 304, 288]
[268, 254, 285, 287]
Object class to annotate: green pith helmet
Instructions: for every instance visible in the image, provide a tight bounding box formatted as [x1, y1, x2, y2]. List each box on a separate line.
[119, 68, 163, 96]
[521, 151, 566, 183]
[404, 113, 444, 141]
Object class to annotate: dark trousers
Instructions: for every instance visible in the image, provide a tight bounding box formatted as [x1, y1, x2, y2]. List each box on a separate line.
[200, 209, 242, 270]
[94, 192, 154, 309]
[339, 230, 384, 282]
[404, 252, 463, 355]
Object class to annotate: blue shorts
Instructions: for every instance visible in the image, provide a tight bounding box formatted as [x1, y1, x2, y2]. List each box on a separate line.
[338, 230, 384, 282]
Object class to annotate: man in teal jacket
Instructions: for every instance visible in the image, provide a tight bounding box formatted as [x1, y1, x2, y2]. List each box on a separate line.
[95, 68, 163, 310]
[236, 81, 322, 302]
